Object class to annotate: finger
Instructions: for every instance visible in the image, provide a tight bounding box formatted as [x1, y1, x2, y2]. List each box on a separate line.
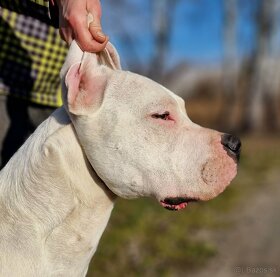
[73, 13, 108, 52]
[59, 27, 73, 45]
[86, 0, 103, 40]
[87, 0, 102, 18]
[87, 1, 108, 49]
[76, 31, 108, 52]
[86, 12, 106, 43]
[88, 20, 107, 44]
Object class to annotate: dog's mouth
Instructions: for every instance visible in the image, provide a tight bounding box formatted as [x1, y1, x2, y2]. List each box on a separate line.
[160, 197, 198, 211]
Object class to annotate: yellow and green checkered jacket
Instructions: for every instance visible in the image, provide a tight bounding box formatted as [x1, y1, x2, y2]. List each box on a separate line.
[0, 0, 68, 107]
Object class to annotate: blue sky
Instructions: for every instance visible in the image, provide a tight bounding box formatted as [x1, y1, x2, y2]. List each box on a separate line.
[102, 0, 260, 69]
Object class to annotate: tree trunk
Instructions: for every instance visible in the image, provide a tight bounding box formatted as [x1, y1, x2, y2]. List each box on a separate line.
[221, 0, 238, 132]
[241, 0, 275, 132]
[149, 0, 176, 81]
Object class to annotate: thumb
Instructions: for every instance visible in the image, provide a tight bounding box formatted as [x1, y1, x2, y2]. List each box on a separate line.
[88, 11, 107, 44]
[74, 12, 108, 52]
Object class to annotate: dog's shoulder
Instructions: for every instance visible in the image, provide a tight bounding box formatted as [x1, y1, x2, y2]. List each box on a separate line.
[0, 107, 81, 198]
[40, 107, 79, 160]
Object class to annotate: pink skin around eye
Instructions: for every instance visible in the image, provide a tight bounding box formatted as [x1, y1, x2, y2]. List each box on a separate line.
[150, 112, 176, 122]
[165, 114, 175, 121]
[150, 115, 175, 127]
[149, 113, 176, 128]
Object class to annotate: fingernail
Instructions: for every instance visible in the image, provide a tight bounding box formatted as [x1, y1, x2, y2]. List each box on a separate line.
[97, 31, 106, 40]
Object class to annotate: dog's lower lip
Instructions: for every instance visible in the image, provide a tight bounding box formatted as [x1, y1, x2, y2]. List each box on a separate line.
[160, 198, 198, 211]
[160, 201, 188, 211]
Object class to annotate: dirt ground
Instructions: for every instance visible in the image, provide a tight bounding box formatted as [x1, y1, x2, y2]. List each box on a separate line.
[191, 176, 280, 277]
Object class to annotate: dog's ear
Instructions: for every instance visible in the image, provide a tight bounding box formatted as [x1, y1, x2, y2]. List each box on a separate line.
[62, 40, 121, 116]
[65, 57, 109, 115]
[100, 42, 122, 70]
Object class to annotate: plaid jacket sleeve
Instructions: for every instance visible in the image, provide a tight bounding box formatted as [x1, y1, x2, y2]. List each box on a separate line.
[0, 1, 67, 107]
[31, 0, 49, 7]
[0, 1, 58, 26]
[0, 0, 49, 12]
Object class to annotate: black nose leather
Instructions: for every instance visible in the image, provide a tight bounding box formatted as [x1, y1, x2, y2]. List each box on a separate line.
[221, 134, 241, 160]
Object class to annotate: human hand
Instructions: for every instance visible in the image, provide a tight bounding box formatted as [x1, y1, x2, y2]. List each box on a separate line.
[55, 0, 108, 52]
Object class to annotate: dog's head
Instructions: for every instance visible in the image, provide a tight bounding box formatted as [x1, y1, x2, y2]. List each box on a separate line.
[61, 41, 241, 211]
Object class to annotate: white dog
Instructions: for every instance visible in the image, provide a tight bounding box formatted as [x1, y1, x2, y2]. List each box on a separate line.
[0, 41, 240, 276]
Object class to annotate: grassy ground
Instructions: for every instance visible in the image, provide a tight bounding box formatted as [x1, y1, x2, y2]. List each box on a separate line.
[86, 135, 280, 276]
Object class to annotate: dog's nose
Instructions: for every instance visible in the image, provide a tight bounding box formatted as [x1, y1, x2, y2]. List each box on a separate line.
[221, 134, 241, 160]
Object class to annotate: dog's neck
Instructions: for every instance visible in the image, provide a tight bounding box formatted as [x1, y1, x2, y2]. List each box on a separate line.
[0, 107, 116, 276]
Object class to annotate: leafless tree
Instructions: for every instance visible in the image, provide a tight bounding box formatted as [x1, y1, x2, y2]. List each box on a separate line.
[104, 0, 178, 78]
[221, 0, 238, 131]
[149, 0, 177, 81]
[241, 0, 280, 132]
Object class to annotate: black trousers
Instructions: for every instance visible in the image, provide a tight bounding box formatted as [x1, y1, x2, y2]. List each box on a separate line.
[0, 96, 56, 168]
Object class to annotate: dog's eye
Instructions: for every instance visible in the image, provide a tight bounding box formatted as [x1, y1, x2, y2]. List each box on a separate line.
[151, 112, 170, 120]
